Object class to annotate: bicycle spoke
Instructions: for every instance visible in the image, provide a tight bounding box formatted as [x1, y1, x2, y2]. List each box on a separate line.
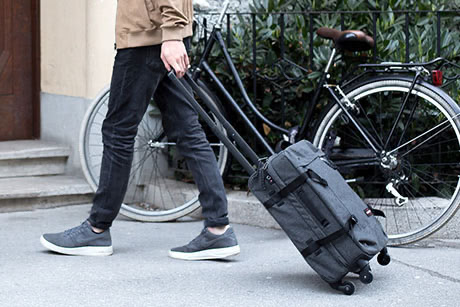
[389, 196, 401, 236]
[129, 147, 152, 184]
[152, 151, 178, 210]
[401, 185, 430, 228]
[407, 165, 458, 193]
[411, 165, 460, 179]
[129, 147, 152, 182]
[400, 126, 452, 159]
[337, 125, 374, 149]
[410, 151, 460, 158]
[383, 74, 422, 150]
[355, 99, 385, 148]
[396, 94, 419, 148]
[405, 184, 440, 216]
[156, 154, 171, 211]
[388, 113, 460, 156]
[414, 172, 452, 200]
[143, 152, 157, 207]
[152, 150, 160, 209]
[413, 136, 460, 149]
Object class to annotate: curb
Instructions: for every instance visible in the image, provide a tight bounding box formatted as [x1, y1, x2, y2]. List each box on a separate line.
[193, 189, 460, 239]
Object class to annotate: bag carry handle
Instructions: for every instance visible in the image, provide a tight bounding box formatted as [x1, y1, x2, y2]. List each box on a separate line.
[262, 168, 327, 209]
[306, 169, 328, 186]
[279, 169, 328, 198]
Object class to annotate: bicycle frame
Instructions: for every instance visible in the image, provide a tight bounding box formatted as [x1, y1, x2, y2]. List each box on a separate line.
[192, 26, 276, 155]
[190, 24, 383, 155]
[191, 4, 459, 159]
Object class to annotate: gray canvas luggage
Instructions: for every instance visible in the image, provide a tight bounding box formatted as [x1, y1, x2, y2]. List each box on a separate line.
[168, 72, 390, 296]
[248, 140, 390, 295]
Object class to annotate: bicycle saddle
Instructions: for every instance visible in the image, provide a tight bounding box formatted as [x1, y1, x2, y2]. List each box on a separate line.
[316, 27, 374, 52]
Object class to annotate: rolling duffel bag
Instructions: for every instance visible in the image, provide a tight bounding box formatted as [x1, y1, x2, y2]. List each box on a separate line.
[168, 72, 390, 296]
[248, 140, 390, 295]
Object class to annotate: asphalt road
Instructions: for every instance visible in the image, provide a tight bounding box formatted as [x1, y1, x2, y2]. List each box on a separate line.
[1, 204, 459, 306]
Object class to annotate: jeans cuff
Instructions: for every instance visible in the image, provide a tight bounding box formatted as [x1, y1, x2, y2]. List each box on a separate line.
[87, 217, 112, 231]
[204, 217, 230, 228]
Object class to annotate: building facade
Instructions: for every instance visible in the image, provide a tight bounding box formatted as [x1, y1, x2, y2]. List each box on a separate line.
[1, 0, 116, 174]
[0, 0, 246, 176]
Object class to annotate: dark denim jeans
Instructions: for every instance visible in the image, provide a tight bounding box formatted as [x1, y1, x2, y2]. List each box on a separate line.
[88, 44, 229, 230]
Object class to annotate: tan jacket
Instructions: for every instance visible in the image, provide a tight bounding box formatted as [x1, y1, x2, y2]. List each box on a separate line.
[115, 0, 193, 49]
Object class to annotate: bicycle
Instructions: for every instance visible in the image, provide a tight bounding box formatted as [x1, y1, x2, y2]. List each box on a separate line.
[80, 1, 460, 246]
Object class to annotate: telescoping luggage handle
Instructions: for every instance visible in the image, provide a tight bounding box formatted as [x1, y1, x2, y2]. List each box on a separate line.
[168, 70, 260, 175]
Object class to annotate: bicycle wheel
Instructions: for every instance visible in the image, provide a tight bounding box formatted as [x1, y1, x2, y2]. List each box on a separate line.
[79, 83, 229, 222]
[312, 76, 460, 246]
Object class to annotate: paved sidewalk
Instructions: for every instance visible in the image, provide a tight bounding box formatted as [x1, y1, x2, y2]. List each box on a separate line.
[1, 204, 460, 307]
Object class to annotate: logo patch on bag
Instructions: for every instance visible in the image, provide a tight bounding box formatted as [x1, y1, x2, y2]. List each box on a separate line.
[364, 208, 373, 217]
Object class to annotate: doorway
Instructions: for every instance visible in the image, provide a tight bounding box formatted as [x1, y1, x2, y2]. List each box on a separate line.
[0, 0, 40, 141]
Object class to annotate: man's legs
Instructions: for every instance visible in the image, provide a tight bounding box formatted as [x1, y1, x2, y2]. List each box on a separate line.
[40, 46, 166, 255]
[41, 43, 239, 259]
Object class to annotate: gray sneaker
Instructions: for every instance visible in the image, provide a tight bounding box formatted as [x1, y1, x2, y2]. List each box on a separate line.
[40, 221, 113, 256]
[169, 226, 240, 260]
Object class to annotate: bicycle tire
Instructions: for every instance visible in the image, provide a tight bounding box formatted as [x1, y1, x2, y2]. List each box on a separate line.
[79, 83, 229, 222]
[312, 76, 460, 246]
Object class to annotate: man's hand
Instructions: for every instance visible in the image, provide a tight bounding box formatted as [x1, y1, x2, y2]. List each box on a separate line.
[160, 40, 190, 78]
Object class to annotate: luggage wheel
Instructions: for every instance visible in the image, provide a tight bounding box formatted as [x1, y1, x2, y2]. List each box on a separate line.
[377, 247, 391, 266]
[330, 280, 355, 295]
[354, 259, 373, 284]
[358, 265, 373, 284]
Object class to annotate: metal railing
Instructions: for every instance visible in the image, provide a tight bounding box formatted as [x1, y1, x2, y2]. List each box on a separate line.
[196, 10, 459, 64]
[194, 10, 460, 138]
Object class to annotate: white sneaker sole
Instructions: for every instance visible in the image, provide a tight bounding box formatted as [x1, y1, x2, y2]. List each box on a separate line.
[40, 235, 113, 256]
[168, 245, 240, 260]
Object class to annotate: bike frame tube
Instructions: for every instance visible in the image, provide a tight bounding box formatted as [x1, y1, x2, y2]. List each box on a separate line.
[214, 31, 289, 134]
[193, 0, 230, 79]
[326, 86, 382, 154]
[192, 25, 289, 136]
[186, 74, 261, 167]
[202, 61, 275, 155]
[297, 49, 337, 141]
[193, 27, 219, 80]
[297, 70, 329, 141]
